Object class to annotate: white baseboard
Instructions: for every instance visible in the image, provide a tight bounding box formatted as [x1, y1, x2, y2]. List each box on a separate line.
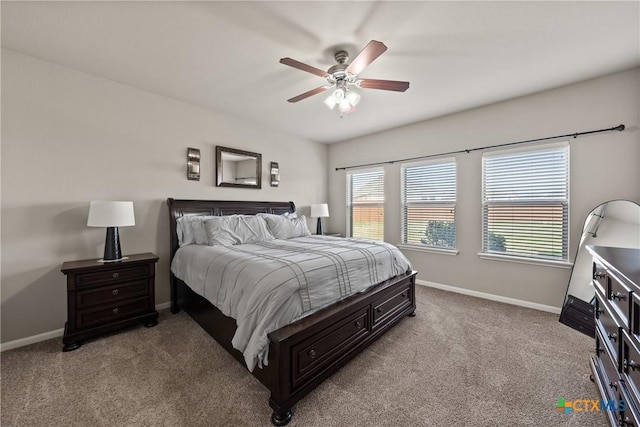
[1, 301, 173, 352]
[156, 301, 171, 311]
[0, 328, 66, 352]
[416, 279, 562, 314]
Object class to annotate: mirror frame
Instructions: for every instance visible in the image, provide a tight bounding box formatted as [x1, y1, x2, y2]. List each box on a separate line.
[216, 146, 262, 189]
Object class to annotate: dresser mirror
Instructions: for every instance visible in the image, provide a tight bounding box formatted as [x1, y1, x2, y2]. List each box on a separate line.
[560, 200, 640, 335]
[216, 146, 262, 189]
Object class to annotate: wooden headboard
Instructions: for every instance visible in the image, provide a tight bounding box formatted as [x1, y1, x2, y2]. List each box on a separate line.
[166, 198, 295, 313]
[166, 198, 295, 259]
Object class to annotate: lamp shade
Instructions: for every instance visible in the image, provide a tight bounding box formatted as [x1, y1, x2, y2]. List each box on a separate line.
[310, 204, 329, 218]
[87, 201, 135, 227]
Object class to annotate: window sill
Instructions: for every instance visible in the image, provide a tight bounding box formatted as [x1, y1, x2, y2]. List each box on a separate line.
[477, 252, 573, 269]
[398, 245, 459, 256]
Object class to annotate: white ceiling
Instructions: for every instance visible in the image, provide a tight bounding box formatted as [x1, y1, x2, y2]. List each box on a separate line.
[2, 1, 639, 144]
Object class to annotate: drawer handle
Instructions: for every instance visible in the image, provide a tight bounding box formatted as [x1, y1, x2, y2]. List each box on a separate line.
[401, 292, 406, 298]
[608, 332, 618, 342]
[376, 308, 383, 314]
[112, 308, 119, 315]
[626, 359, 639, 371]
[354, 321, 362, 329]
[609, 381, 618, 390]
[112, 289, 119, 296]
[594, 272, 606, 279]
[308, 349, 317, 359]
[610, 292, 626, 301]
[596, 348, 605, 355]
[112, 272, 119, 279]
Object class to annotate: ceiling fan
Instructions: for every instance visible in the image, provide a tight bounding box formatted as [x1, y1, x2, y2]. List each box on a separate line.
[279, 40, 410, 114]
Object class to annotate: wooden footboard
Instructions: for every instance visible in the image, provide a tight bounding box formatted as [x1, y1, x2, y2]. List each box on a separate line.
[265, 270, 417, 425]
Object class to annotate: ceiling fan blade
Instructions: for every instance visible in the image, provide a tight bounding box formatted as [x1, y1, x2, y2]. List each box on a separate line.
[287, 86, 329, 103]
[280, 57, 329, 77]
[358, 78, 410, 92]
[346, 40, 388, 75]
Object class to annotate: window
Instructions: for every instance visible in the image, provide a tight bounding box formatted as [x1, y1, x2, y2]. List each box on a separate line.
[482, 143, 569, 261]
[401, 158, 456, 249]
[347, 168, 384, 240]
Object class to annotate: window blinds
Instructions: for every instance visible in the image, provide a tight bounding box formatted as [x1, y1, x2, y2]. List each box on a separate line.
[401, 159, 456, 249]
[346, 169, 384, 241]
[482, 144, 569, 261]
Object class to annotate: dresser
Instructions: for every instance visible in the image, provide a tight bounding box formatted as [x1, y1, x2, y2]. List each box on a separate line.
[61, 252, 159, 351]
[588, 246, 640, 426]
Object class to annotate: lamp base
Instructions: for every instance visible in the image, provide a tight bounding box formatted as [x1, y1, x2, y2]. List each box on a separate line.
[98, 256, 129, 263]
[316, 218, 323, 236]
[103, 227, 123, 261]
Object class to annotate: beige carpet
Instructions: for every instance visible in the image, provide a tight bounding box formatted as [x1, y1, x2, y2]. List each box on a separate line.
[1, 286, 605, 426]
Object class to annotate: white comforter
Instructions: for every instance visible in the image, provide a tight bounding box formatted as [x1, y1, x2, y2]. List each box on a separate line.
[170, 235, 412, 371]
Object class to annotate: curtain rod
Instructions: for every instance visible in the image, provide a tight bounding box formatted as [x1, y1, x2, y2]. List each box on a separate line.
[334, 124, 625, 171]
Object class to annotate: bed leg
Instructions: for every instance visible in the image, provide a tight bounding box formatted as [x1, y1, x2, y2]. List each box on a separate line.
[407, 310, 416, 317]
[271, 409, 293, 426]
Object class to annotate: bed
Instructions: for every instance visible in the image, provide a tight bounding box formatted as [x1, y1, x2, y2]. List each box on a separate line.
[167, 198, 417, 425]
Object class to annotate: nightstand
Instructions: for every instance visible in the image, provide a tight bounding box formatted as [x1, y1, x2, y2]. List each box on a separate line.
[60, 252, 159, 351]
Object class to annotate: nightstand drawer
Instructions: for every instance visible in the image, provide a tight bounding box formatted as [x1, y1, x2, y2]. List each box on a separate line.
[77, 297, 149, 329]
[76, 265, 150, 286]
[77, 280, 149, 308]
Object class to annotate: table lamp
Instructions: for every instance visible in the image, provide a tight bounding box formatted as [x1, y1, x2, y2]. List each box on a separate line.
[310, 204, 329, 235]
[87, 201, 135, 262]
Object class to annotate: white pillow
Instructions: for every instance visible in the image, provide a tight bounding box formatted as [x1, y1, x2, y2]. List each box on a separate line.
[204, 215, 274, 246]
[260, 214, 311, 239]
[177, 215, 215, 247]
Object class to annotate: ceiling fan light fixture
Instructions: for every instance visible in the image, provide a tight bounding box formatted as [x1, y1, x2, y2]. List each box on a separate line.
[339, 98, 351, 113]
[346, 90, 361, 106]
[324, 94, 338, 110]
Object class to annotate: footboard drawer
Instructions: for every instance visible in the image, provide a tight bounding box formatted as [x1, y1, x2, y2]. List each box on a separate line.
[373, 284, 412, 327]
[291, 307, 370, 388]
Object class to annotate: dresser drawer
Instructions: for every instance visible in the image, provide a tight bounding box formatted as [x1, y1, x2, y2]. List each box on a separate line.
[594, 260, 608, 292]
[77, 280, 149, 308]
[373, 284, 412, 326]
[76, 297, 149, 329]
[622, 331, 640, 410]
[596, 289, 622, 364]
[607, 271, 633, 329]
[75, 265, 150, 287]
[291, 307, 369, 389]
[620, 384, 640, 427]
[633, 293, 640, 337]
[596, 326, 623, 396]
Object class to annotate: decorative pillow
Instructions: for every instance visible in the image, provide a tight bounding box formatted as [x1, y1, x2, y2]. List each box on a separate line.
[256, 211, 298, 221]
[177, 215, 215, 247]
[259, 214, 311, 239]
[204, 215, 274, 246]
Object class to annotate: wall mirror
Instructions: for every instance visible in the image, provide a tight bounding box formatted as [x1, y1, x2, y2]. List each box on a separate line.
[560, 200, 640, 336]
[216, 146, 262, 189]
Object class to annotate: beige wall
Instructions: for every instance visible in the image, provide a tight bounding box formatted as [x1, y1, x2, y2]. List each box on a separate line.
[1, 50, 328, 343]
[328, 68, 640, 309]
